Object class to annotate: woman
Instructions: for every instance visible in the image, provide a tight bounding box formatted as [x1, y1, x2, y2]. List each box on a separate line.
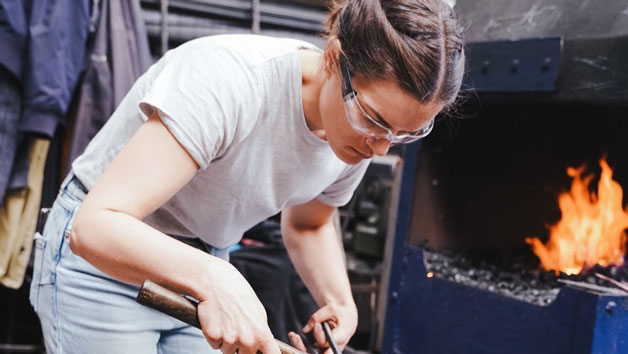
[29, 0, 464, 353]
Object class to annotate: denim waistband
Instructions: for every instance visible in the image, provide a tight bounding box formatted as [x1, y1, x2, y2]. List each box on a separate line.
[56, 173, 88, 213]
[60, 172, 229, 260]
[61, 172, 88, 197]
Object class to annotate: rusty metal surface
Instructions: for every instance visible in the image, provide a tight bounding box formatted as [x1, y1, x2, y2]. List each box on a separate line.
[456, 0, 628, 42]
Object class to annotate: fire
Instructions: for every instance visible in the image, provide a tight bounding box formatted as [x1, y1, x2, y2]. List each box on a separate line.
[525, 158, 628, 275]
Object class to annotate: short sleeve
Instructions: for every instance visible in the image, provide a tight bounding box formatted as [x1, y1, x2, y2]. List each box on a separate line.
[139, 45, 259, 170]
[317, 160, 371, 207]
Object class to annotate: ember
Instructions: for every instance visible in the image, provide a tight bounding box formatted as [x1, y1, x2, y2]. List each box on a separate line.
[423, 247, 560, 306]
[526, 158, 628, 275]
[423, 246, 628, 306]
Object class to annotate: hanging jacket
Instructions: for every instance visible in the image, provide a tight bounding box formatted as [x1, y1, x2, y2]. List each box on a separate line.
[67, 0, 152, 165]
[0, 0, 91, 137]
[0, 1, 28, 82]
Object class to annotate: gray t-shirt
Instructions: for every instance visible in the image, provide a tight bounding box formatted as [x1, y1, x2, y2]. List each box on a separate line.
[72, 34, 371, 248]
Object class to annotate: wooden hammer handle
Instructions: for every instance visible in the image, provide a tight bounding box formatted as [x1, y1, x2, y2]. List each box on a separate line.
[136, 279, 308, 354]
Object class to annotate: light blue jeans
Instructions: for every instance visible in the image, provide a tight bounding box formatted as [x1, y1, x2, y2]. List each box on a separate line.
[29, 173, 225, 354]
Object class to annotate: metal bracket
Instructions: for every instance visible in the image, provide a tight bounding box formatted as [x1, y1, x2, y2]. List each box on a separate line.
[465, 37, 562, 92]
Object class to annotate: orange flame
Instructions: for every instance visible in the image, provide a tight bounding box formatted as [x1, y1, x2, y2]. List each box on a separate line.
[525, 158, 628, 275]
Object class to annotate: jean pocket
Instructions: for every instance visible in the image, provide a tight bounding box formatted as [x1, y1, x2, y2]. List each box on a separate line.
[29, 232, 46, 312]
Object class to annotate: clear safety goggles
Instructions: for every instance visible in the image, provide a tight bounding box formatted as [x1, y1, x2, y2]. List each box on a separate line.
[340, 57, 435, 145]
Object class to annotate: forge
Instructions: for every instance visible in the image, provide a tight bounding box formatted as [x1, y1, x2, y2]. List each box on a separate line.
[376, 1, 628, 353]
[388, 244, 628, 354]
[378, 140, 628, 354]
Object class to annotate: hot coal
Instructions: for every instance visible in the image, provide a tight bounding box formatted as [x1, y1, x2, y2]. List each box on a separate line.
[422, 246, 628, 306]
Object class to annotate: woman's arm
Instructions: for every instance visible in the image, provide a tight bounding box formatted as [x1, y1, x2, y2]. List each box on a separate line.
[71, 111, 205, 294]
[281, 199, 358, 353]
[70, 111, 279, 354]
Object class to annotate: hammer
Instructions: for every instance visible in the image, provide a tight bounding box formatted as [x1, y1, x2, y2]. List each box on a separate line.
[136, 279, 309, 354]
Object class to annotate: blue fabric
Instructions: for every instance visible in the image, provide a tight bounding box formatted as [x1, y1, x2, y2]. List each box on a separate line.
[67, 0, 152, 166]
[0, 67, 22, 202]
[0, 0, 27, 80]
[30, 173, 226, 353]
[6, 134, 29, 190]
[0, 0, 91, 137]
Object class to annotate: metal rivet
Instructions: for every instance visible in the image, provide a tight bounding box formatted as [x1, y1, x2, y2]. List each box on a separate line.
[606, 301, 617, 315]
[511, 59, 520, 73]
[391, 291, 399, 304]
[481, 60, 490, 73]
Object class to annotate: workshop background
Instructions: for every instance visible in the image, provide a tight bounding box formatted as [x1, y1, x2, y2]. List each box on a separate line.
[3, 0, 628, 354]
[0, 1, 387, 353]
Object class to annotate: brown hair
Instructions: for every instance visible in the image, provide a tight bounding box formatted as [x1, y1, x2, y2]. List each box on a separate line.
[325, 0, 465, 109]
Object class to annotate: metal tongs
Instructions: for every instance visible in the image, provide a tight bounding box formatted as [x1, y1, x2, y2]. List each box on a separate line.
[137, 280, 344, 354]
[297, 321, 342, 354]
[322, 321, 342, 354]
[137, 280, 309, 354]
[595, 273, 628, 294]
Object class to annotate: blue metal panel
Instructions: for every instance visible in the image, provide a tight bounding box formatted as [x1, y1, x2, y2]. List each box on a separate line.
[382, 142, 628, 354]
[465, 37, 562, 92]
[591, 297, 628, 353]
[393, 248, 598, 354]
[381, 142, 423, 354]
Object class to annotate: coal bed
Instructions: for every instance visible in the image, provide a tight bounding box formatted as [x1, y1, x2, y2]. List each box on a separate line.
[422, 246, 628, 306]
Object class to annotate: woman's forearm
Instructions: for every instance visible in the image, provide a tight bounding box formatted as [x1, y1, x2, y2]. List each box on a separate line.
[64, 111, 220, 300]
[281, 218, 356, 309]
[70, 207, 222, 301]
[72, 206, 281, 354]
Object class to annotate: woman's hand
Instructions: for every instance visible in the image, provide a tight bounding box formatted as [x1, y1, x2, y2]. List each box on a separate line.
[288, 302, 358, 354]
[197, 262, 280, 354]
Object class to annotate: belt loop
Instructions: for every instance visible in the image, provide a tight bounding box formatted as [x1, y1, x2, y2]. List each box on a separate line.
[60, 173, 75, 192]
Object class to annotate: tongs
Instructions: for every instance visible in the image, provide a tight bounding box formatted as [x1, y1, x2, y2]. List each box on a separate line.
[297, 321, 341, 354]
[595, 272, 628, 294]
[322, 321, 342, 354]
[136, 280, 308, 354]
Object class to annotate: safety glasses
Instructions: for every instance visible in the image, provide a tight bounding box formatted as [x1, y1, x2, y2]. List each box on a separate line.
[340, 56, 435, 144]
